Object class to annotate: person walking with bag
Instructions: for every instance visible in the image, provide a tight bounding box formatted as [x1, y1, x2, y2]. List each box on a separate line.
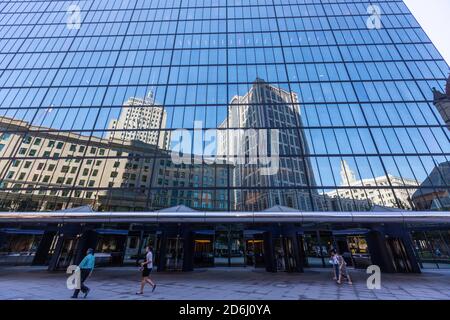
[71, 248, 95, 299]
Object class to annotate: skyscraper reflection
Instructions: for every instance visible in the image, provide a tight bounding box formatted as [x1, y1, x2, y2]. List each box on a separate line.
[218, 78, 317, 211]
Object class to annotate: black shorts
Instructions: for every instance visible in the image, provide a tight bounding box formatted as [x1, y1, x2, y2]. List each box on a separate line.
[142, 267, 152, 277]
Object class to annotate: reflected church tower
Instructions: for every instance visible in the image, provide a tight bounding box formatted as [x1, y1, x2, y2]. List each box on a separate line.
[432, 74, 450, 130]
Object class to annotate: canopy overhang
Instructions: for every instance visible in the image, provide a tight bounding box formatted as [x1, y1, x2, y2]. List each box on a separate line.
[0, 211, 449, 224]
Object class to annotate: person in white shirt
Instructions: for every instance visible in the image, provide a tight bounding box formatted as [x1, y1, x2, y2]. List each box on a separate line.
[136, 246, 156, 294]
[329, 249, 339, 281]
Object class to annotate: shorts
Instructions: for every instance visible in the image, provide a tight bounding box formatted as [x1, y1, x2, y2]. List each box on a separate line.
[142, 267, 152, 277]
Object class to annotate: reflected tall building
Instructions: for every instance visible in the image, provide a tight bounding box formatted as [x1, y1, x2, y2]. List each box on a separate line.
[107, 91, 170, 149]
[218, 78, 317, 211]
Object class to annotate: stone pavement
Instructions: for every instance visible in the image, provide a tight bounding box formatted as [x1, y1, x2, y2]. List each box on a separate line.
[0, 266, 449, 300]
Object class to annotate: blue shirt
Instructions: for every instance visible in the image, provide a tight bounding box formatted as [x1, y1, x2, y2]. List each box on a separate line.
[79, 253, 95, 270]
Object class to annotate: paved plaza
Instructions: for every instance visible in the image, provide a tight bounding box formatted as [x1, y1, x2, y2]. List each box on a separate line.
[0, 266, 449, 300]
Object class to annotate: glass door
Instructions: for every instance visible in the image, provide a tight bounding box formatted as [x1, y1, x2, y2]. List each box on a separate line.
[303, 232, 323, 267]
[165, 236, 183, 271]
[246, 239, 265, 268]
[274, 237, 286, 271]
[123, 234, 140, 264]
[56, 237, 78, 270]
[95, 235, 126, 266]
[212, 225, 245, 267]
[274, 237, 297, 272]
[346, 235, 371, 268]
[214, 228, 229, 266]
[284, 237, 297, 272]
[411, 230, 450, 269]
[229, 229, 245, 266]
[194, 235, 214, 267]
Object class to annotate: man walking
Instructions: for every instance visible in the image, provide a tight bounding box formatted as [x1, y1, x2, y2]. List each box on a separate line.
[71, 248, 95, 299]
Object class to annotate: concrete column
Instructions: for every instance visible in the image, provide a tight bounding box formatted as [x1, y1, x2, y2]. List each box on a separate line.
[366, 229, 396, 273]
[0, 231, 6, 256]
[263, 231, 276, 273]
[135, 230, 144, 266]
[290, 234, 304, 273]
[182, 226, 194, 272]
[157, 230, 167, 272]
[384, 224, 421, 273]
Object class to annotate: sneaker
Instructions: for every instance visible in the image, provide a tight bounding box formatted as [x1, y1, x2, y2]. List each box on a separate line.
[136, 291, 143, 295]
[83, 288, 90, 299]
[71, 295, 77, 299]
[152, 284, 156, 292]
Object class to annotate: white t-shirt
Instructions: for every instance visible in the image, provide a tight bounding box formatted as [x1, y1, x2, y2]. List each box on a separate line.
[146, 251, 153, 269]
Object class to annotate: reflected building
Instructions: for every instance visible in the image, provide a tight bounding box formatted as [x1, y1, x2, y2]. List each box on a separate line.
[218, 78, 317, 211]
[146, 157, 229, 211]
[107, 91, 170, 149]
[412, 161, 450, 210]
[326, 160, 419, 210]
[412, 78, 450, 210]
[0, 116, 228, 212]
[0, 116, 123, 211]
[432, 75, 450, 130]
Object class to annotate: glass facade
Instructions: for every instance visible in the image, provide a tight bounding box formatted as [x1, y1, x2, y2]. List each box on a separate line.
[0, 0, 449, 214]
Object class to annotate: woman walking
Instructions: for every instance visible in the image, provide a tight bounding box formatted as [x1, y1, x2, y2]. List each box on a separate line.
[136, 246, 156, 294]
[336, 251, 352, 285]
[329, 249, 339, 281]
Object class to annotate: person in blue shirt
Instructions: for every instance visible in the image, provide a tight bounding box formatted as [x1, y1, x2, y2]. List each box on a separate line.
[71, 248, 95, 299]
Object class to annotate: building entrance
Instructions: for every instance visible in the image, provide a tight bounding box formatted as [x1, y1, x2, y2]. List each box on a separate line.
[274, 237, 297, 272]
[165, 236, 183, 271]
[193, 226, 265, 268]
[245, 238, 265, 268]
[48, 235, 79, 270]
[193, 231, 214, 267]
